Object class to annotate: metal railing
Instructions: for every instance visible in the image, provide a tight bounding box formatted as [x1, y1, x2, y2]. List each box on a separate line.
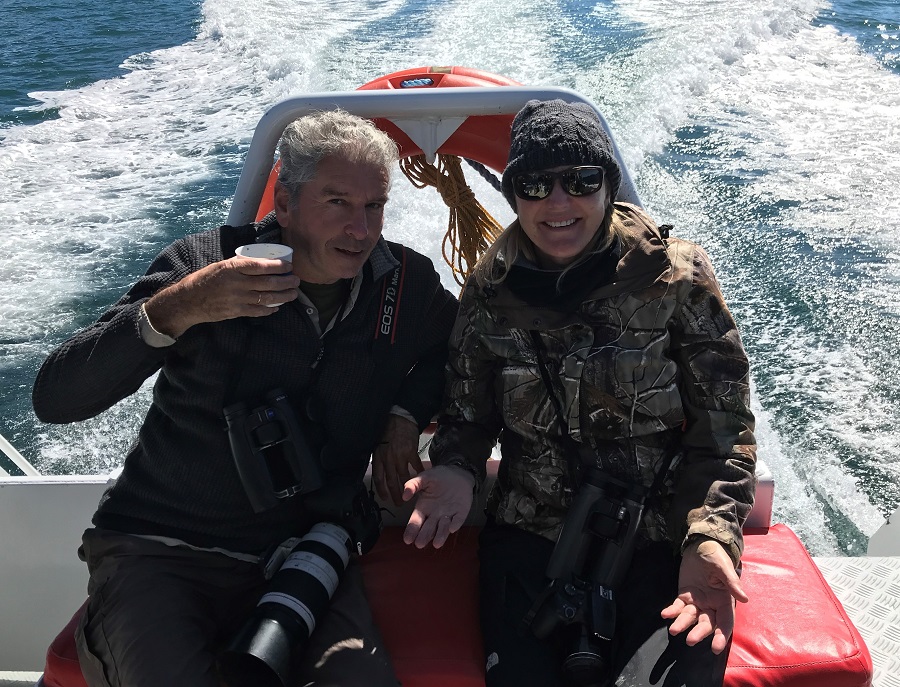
[227, 86, 641, 227]
[0, 432, 40, 477]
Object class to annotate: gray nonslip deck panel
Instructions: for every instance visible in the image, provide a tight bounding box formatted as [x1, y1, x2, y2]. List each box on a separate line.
[815, 555, 900, 687]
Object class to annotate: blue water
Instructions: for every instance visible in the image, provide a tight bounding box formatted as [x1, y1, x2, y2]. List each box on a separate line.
[1, 0, 898, 556]
[1, 0, 201, 127]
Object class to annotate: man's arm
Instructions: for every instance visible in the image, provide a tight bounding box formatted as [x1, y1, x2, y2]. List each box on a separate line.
[372, 255, 458, 504]
[388, 271, 459, 431]
[33, 237, 300, 423]
[373, 413, 424, 506]
[142, 251, 299, 339]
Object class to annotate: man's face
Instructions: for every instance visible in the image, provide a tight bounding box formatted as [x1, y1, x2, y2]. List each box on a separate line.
[275, 154, 390, 284]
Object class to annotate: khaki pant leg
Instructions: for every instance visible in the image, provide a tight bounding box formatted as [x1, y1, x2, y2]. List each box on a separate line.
[74, 528, 264, 687]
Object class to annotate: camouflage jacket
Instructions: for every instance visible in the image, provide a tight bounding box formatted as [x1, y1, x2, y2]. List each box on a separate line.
[429, 204, 756, 565]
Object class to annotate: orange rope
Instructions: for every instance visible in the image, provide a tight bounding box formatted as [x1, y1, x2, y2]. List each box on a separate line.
[399, 154, 504, 288]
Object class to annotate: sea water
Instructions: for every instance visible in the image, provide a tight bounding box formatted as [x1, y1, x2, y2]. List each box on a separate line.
[1, 0, 898, 555]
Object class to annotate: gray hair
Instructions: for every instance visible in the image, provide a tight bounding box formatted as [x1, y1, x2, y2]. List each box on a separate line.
[277, 110, 399, 204]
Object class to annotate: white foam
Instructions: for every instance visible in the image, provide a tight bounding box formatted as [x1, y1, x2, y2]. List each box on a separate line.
[607, 0, 900, 242]
[590, 0, 900, 546]
[752, 394, 838, 555]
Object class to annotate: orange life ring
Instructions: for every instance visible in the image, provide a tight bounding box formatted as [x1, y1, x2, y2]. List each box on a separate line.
[254, 66, 519, 221]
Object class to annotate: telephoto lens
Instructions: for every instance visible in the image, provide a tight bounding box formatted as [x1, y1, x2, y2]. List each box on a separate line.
[219, 523, 353, 687]
[562, 630, 609, 686]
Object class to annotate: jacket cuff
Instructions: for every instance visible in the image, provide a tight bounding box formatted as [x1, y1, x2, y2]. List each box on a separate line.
[138, 302, 177, 348]
[436, 456, 483, 494]
[389, 405, 417, 426]
[681, 522, 742, 569]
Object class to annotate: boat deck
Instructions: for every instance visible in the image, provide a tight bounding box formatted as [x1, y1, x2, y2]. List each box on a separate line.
[816, 555, 900, 687]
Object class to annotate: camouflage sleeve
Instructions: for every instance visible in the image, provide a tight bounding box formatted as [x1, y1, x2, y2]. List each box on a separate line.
[668, 242, 757, 567]
[428, 279, 504, 486]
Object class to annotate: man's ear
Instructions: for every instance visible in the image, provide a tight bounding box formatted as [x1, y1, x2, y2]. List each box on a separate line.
[273, 181, 291, 223]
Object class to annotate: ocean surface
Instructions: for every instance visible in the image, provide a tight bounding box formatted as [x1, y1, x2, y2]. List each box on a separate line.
[1, 0, 898, 556]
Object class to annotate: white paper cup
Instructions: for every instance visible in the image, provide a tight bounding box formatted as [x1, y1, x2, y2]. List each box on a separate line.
[235, 243, 294, 306]
[235, 243, 293, 262]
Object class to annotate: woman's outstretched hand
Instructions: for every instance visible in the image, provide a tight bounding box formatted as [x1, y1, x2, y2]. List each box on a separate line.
[402, 465, 475, 549]
[661, 538, 749, 654]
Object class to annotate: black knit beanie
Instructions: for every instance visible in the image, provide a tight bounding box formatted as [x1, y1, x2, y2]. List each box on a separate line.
[501, 99, 622, 211]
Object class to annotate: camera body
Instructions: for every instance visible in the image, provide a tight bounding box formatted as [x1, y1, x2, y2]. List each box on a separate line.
[526, 467, 647, 686]
[224, 388, 324, 513]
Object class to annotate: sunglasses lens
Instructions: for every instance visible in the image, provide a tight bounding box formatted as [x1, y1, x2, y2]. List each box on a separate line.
[514, 173, 553, 200]
[564, 168, 604, 196]
[513, 167, 604, 200]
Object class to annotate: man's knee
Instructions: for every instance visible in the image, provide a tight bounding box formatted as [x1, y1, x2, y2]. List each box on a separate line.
[76, 592, 222, 687]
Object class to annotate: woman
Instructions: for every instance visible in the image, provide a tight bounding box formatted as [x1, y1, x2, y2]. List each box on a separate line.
[403, 99, 757, 687]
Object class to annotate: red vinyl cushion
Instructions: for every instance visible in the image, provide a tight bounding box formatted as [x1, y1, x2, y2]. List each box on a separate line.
[727, 524, 872, 687]
[42, 599, 87, 687]
[361, 526, 484, 687]
[44, 524, 872, 687]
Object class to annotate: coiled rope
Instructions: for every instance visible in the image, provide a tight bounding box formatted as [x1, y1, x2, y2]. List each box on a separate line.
[399, 154, 504, 288]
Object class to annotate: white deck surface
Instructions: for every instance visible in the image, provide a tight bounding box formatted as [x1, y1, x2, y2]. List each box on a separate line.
[815, 555, 900, 687]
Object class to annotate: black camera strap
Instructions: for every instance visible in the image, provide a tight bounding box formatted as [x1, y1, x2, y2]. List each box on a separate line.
[372, 245, 407, 356]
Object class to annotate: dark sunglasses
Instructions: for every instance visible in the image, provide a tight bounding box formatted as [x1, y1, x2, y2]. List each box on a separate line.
[512, 166, 605, 201]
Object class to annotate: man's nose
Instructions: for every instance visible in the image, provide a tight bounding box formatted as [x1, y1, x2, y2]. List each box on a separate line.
[345, 207, 369, 239]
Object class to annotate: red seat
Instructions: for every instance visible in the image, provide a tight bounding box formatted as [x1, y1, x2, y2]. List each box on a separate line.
[42, 599, 87, 687]
[44, 525, 872, 687]
[361, 526, 484, 687]
[728, 524, 872, 687]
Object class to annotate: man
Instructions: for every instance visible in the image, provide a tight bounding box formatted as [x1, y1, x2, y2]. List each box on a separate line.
[32, 110, 458, 687]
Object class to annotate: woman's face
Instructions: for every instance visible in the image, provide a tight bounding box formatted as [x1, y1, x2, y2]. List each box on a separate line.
[514, 166, 610, 268]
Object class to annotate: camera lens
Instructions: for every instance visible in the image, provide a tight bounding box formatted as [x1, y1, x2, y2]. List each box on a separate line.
[561, 624, 610, 687]
[562, 650, 608, 686]
[259, 522, 350, 633]
[220, 523, 352, 687]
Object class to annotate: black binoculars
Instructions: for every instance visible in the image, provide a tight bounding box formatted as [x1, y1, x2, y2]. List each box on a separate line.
[223, 388, 323, 513]
[525, 467, 647, 686]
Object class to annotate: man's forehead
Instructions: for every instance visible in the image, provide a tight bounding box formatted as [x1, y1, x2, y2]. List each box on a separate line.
[317, 153, 388, 173]
[310, 158, 389, 195]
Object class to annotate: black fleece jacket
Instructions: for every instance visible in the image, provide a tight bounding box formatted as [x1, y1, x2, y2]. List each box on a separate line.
[33, 218, 458, 553]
